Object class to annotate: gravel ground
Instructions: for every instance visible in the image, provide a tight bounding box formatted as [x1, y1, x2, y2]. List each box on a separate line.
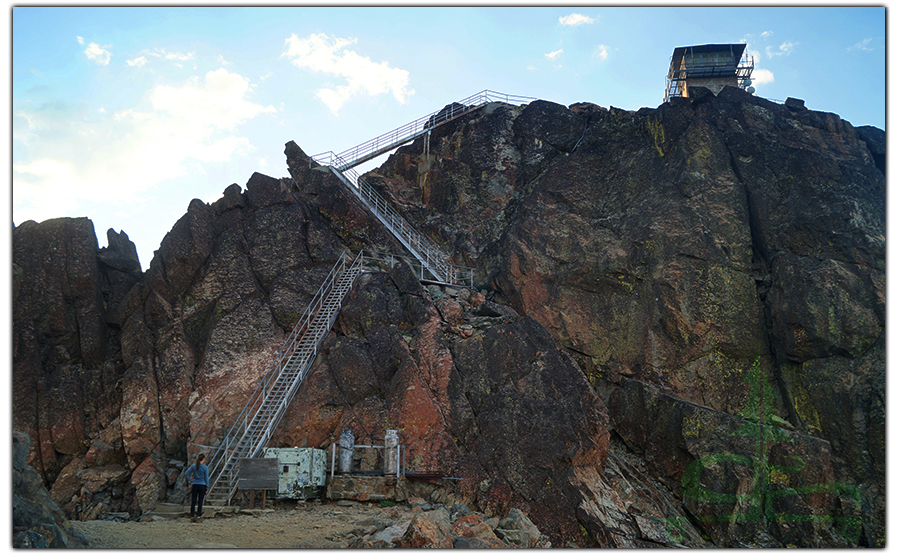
[73, 500, 419, 549]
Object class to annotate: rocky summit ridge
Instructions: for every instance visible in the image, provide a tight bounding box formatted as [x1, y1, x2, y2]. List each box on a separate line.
[13, 85, 884, 548]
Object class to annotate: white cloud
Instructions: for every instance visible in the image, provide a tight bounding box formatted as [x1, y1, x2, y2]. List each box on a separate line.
[76, 36, 85, 45]
[760, 30, 773, 38]
[592, 44, 609, 61]
[849, 38, 882, 52]
[526, 64, 536, 72]
[149, 68, 276, 130]
[283, 33, 413, 114]
[127, 48, 196, 68]
[753, 68, 775, 85]
[545, 48, 564, 61]
[766, 41, 797, 58]
[850, 38, 873, 51]
[163, 50, 194, 62]
[559, 13, 595, 26]
[83, 41, 112, 65]
[13, 69, 276, 224]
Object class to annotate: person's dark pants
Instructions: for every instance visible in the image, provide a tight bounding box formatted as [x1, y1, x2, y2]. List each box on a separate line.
[191, 484, 207, 518]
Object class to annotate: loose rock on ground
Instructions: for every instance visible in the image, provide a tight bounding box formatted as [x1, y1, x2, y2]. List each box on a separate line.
[73, 499, 551, 549]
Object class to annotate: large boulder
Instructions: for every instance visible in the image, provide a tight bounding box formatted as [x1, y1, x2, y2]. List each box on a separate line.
[13, 431, 88, 548]
[399, 507, 455, 548]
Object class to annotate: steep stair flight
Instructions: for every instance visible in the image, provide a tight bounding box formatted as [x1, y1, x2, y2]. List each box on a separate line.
[312, 90, 532, 285]
[205, 252, 364, 505]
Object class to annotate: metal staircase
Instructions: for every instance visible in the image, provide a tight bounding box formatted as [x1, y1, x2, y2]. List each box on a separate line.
[310, 90, 533, 285]
[205, 251, 365, 505]
[325, 157, 473, 286]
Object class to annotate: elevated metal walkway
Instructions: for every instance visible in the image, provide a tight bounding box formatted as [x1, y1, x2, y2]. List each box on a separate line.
[312, 90, 534, 172]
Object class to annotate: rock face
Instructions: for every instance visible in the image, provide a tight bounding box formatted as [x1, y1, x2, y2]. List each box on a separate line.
[13, 431, 88, 548]
[369, 87, 884, 546]
[12, 86, 883, 548]
[270, 267, 610, 546]
[13, 218, 125, 485]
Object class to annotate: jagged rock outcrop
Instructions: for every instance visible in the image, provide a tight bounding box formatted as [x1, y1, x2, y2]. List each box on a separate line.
[12, 218, 123, 484]
[12, 86, 883, 547]
[364, 86, 884, 546]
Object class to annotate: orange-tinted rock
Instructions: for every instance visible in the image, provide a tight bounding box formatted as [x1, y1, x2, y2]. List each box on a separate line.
[399, 508, 454, 548]
[451, 514, 508, 547]
[130, 449, 166, 515]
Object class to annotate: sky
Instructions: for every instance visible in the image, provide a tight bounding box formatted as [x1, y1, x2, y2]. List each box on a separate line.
[9, 5, 887, 270]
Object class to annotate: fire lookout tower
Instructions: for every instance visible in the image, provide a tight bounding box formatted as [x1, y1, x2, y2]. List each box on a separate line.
[664, 43, 755, 102]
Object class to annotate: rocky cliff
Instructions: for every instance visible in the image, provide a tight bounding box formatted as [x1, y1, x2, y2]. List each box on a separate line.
[12, 85, 884, 548]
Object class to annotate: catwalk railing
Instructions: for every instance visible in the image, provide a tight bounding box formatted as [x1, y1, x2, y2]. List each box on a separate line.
[312, 90, 534, 171]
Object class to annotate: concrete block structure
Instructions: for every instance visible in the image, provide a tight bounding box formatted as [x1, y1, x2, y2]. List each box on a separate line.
[326, 475, 407, 502]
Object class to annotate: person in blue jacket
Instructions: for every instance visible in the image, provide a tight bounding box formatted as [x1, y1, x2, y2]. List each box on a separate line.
[185, 453, 209, 522]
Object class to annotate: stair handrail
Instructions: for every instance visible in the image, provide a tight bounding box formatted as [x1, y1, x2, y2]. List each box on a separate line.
[322, 153, 472, 285]
[311, 90, 535, 170]
[249, 249, 367, 459]
[206, 251, 356, 496]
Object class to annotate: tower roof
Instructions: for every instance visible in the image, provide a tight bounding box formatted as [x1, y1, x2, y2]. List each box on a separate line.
[670, 43, 747, 69]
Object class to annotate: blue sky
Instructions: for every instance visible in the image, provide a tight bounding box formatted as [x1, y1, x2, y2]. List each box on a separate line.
[11, 6, 886, 269]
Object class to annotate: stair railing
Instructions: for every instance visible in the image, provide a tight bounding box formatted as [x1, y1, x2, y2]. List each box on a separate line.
[322, 155, 472, 285]
[361, 250, 474, 287]
[206, 250, 365, 503]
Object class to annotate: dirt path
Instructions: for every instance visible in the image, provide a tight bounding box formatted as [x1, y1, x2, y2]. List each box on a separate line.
[73, 500, 419, 549]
